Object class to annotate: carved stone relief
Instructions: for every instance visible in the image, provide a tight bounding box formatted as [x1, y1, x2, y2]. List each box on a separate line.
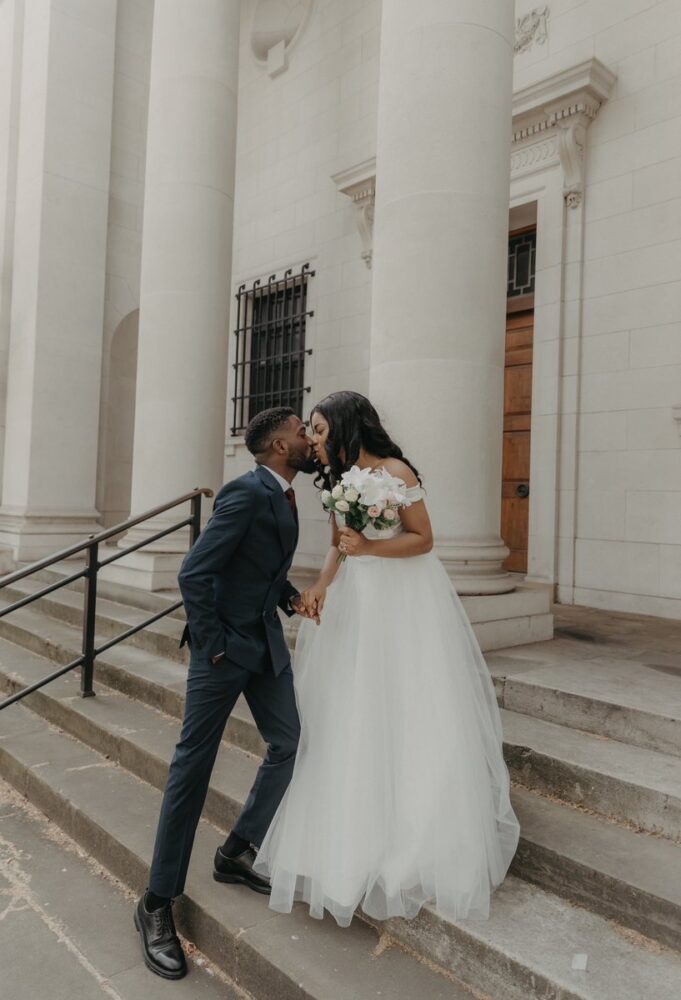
[251, 0, 315, 78]
[515, 6, 550, 54]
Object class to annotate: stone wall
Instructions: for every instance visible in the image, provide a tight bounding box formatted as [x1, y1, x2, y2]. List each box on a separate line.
[226, 0, 382, 567]
[515, 0, 681, 617]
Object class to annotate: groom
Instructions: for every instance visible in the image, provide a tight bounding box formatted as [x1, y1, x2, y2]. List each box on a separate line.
[134, 407, 316, 980]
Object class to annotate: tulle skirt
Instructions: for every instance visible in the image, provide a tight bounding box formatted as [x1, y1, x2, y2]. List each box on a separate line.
[254, 551, 520, 928]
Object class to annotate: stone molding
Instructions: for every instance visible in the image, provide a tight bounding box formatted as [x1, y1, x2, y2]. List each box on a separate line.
[331, 158, 376, 269]
[510, 133, 559, 178]
[511, 58, 616, 206]
[250, 0, 315, 78]
[514, 6, 550, 54]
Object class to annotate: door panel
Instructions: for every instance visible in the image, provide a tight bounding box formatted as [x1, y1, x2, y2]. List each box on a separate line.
[501, 309, 533, 573]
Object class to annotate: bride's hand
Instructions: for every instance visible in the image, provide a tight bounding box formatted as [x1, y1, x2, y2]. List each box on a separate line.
[301, 582, 327, 624]
[338, 526, 368, 557]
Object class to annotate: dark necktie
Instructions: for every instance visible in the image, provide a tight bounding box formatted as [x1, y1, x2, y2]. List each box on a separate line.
[285, 487, 298, 523]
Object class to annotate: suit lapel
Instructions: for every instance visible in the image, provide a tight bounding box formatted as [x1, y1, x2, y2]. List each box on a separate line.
[255, 465, 297, 557]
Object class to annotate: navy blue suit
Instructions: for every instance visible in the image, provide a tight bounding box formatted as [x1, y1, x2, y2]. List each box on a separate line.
[148, 466, 302, 899]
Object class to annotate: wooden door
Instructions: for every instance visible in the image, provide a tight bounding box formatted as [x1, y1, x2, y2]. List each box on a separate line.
[501, 309, 533, 572]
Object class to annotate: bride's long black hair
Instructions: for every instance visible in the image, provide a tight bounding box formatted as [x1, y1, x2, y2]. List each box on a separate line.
[310, 390, 423, 490]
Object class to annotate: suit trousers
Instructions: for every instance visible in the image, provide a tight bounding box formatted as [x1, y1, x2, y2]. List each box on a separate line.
[148, 651, 300, 899]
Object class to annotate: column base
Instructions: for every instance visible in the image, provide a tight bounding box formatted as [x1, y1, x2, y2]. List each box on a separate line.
[289, 562, 553, 651]
[461, 578, 554, 651]
[99, 548, 185, 591]
[0, 509, 102, 563]
[98, 520, 191, 591]
[436, 534, 516, 595]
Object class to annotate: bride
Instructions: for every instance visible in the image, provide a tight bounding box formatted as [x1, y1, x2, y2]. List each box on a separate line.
[254, 390, 519, 927]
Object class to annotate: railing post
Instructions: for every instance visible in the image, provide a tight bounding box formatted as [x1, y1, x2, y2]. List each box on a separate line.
[189, 489, 202, 548]
[81, 538, 98, 698]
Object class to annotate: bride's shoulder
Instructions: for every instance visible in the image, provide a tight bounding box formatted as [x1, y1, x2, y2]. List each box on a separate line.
[380, 457, 419, 487]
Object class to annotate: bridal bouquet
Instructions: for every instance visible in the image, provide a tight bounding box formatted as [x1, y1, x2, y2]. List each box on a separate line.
[321, 466, 414, 562]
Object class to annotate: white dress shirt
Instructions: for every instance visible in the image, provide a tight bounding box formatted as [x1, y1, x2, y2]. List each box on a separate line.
[261, 465, 292, 493]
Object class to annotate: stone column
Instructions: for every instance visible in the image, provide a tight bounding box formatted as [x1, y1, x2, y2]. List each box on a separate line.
[106, 0, 240, 590]
[0, 0, 117, 562]
[369, 0, 515, 594]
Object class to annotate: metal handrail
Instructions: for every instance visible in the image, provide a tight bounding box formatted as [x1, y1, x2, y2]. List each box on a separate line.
[0, 487, 213, 710]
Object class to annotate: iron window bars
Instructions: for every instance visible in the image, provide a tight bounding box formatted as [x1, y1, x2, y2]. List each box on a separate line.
[231, 262, 314, 436]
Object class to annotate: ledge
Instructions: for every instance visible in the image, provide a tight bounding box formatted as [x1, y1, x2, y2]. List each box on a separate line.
[512, 57, 616, 140]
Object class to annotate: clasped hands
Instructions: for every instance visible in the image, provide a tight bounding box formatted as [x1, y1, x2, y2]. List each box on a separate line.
[290, 527, 368, 626]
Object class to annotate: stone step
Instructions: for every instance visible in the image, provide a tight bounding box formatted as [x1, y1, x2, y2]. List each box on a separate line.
[2, 601, 678, 841]
[0, 705, 470, 1000]
[1, 578, 189, 663]
[21, 557, 555, 653]
[24, 566, 679, 767]
[30, 558, 187, 620]
[0, 776, 247, 999]
[2, 638, 681, 954]
[2, 701, 680, 1000]
[502, 709, 681, 841]
[0, 576, 298, 665]
[510, 785, 681, 952]
[490, 649, 681, 758]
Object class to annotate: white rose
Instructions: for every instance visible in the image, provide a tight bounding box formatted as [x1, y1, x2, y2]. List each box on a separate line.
[335, 499, 350, 512]
[321, 489, 331, 504]
[344, 487, 359, 502]
[331, 484, 344, 499]
[383, 508, 397, 521]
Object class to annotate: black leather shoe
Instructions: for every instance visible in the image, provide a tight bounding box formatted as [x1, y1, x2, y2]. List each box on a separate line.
[213, 845, 271, 895]
[134, 895, 187, 980]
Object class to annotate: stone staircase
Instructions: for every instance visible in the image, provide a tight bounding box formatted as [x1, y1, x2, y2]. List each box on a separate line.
[1, 562, 681, 999]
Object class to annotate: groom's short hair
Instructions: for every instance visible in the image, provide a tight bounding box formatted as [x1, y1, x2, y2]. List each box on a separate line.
[245, 406, 296, 457]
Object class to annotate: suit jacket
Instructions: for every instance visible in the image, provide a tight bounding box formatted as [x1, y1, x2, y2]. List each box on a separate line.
[178, 465, 300, 675]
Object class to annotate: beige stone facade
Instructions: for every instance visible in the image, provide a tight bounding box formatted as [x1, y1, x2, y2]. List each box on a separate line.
[1, 0, 680, 627]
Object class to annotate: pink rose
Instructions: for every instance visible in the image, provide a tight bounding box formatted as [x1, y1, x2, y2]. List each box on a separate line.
[367, 505, 381, 518]
[383, 508, 397, 521]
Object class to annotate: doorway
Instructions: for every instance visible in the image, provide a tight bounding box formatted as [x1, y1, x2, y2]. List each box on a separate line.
[501, 226, 536, 573]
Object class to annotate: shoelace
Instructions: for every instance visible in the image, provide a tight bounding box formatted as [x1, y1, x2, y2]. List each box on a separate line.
[153, 902, 176, 940]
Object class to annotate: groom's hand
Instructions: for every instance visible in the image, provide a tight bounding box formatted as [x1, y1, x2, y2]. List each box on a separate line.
[300, 585, 325, 625]
[291, 593, 318, 624]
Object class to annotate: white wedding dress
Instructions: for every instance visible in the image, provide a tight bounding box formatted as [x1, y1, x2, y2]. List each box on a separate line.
[254, 485, 520, 928]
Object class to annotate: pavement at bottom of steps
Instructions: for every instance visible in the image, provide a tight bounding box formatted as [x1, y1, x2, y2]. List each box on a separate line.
[0, 777, 247, 1000]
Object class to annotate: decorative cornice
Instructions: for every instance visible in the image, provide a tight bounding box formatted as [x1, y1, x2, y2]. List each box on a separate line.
[515, 6, 550, 54]
[511, 58, 616, 205]
[513, 58, 615, 119]
[510, 133, 559, 178]
[331, 158, 376, 269]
